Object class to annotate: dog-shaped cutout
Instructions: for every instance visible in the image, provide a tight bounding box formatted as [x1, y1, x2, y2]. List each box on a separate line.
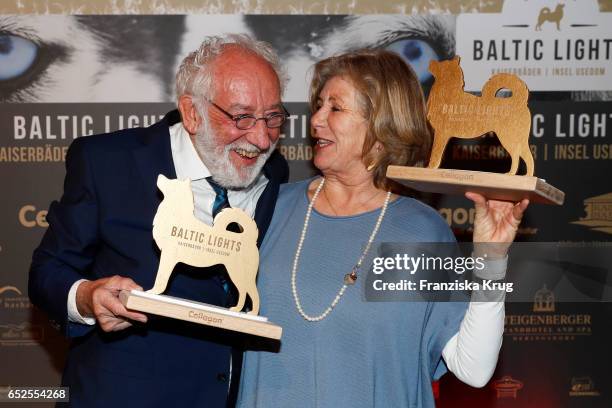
[535, 4, 564, 31]
[149, 175, 260, 315]
[426, 56, 534, 176]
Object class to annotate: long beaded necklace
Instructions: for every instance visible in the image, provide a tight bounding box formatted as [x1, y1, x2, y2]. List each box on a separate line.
[291, 178, 391, 322]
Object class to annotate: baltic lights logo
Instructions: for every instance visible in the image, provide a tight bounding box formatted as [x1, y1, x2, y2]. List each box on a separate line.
[493, 375, 524, 399]
[535, 4, 564, 31]
[571, 193, 612, 235]
[456, 0, 612, 91]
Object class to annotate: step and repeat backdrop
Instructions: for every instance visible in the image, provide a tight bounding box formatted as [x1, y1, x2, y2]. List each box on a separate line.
[1, 1, 611, 407]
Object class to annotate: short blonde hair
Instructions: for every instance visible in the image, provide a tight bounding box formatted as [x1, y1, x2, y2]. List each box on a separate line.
[309, 49, 432, 190]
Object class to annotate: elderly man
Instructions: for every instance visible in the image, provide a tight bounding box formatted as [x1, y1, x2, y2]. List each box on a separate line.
[29, 34, 288, 407]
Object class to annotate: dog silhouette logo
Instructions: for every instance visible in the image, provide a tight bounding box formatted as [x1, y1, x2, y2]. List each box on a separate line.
[427, 56, 534, 176]
[150, 175, 261, 314]
[535, 3, 565, 31]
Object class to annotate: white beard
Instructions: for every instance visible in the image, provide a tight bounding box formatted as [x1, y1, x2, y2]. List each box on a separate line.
[193, 120, 277, 190]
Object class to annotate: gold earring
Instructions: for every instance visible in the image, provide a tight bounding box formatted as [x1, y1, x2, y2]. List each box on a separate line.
[367, 162, 376, 171]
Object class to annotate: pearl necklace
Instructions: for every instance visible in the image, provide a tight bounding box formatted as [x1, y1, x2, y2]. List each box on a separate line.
[291, 178, 391, 322]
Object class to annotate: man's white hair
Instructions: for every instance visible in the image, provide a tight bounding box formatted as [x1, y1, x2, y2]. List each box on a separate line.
[175, 34, 285, 190]
[175, 33, 287, 104]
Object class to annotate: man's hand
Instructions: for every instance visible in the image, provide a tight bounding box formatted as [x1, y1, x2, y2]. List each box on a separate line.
[76, 276, 148, 332]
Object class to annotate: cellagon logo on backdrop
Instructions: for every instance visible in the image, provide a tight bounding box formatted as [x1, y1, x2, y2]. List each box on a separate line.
[456, 0, 612, 91]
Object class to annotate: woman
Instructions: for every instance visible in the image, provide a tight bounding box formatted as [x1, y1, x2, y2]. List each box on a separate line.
[237, 49, 528, 407]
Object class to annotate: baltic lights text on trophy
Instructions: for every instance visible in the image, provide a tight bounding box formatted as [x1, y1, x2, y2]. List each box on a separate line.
[387, 56, 564, 205]
[120, 174, 282, 340]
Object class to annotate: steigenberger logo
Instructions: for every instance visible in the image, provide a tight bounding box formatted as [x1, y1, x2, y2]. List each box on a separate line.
[457, 0, 612, 91]
[533, 284, 555, 312]
[571, 193, 612, 234]
[505, 285, 592, 341]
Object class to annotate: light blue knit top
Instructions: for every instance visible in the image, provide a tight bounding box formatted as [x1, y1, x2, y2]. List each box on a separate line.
[237, 180, 468, 408]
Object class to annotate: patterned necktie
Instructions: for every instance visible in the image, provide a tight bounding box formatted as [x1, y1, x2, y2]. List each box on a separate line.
[206, 177, 231, 219]
[206, 177, 234, 294]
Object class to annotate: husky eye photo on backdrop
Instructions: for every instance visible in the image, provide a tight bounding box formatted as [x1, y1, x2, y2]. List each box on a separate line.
[2, 13, 610, 102]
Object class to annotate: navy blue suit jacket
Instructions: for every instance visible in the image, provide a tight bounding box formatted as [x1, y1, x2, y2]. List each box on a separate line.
[29, 110, 288, 407]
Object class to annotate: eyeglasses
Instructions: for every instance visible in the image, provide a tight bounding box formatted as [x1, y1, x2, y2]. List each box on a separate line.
[207, 99, 289, 130]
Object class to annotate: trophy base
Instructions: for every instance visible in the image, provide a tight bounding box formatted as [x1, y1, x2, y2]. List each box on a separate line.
[387, 166, 564, 205]
[119, 290, 282, 340]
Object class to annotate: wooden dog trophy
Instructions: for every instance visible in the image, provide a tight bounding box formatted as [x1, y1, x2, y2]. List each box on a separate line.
[387, 56, 564, 205]
[120, 175, 282, 340]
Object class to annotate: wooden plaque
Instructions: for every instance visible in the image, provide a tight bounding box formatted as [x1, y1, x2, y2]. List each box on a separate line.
[387, 56, 564, 205]
[387, 166, 564, 205]
[120, 174, 282, 339]
[120, 290, 282, 340]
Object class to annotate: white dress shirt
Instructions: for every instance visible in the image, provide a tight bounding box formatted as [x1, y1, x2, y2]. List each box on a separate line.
[67, 122, 269, 324]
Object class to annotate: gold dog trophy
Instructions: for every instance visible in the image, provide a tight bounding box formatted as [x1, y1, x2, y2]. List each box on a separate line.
[120, 175, 282, 340]
[387, 56, 564, 205]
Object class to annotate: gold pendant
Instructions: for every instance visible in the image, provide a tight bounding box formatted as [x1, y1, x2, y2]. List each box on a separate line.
[344, 270, 357, 285]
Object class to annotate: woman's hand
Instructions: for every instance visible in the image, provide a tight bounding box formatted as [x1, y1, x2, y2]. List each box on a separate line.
[465, 192, 529, 257]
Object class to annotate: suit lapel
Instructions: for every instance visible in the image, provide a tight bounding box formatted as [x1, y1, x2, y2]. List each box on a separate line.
[254, 150, 289, 246]
[132, 112, 179, 204]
